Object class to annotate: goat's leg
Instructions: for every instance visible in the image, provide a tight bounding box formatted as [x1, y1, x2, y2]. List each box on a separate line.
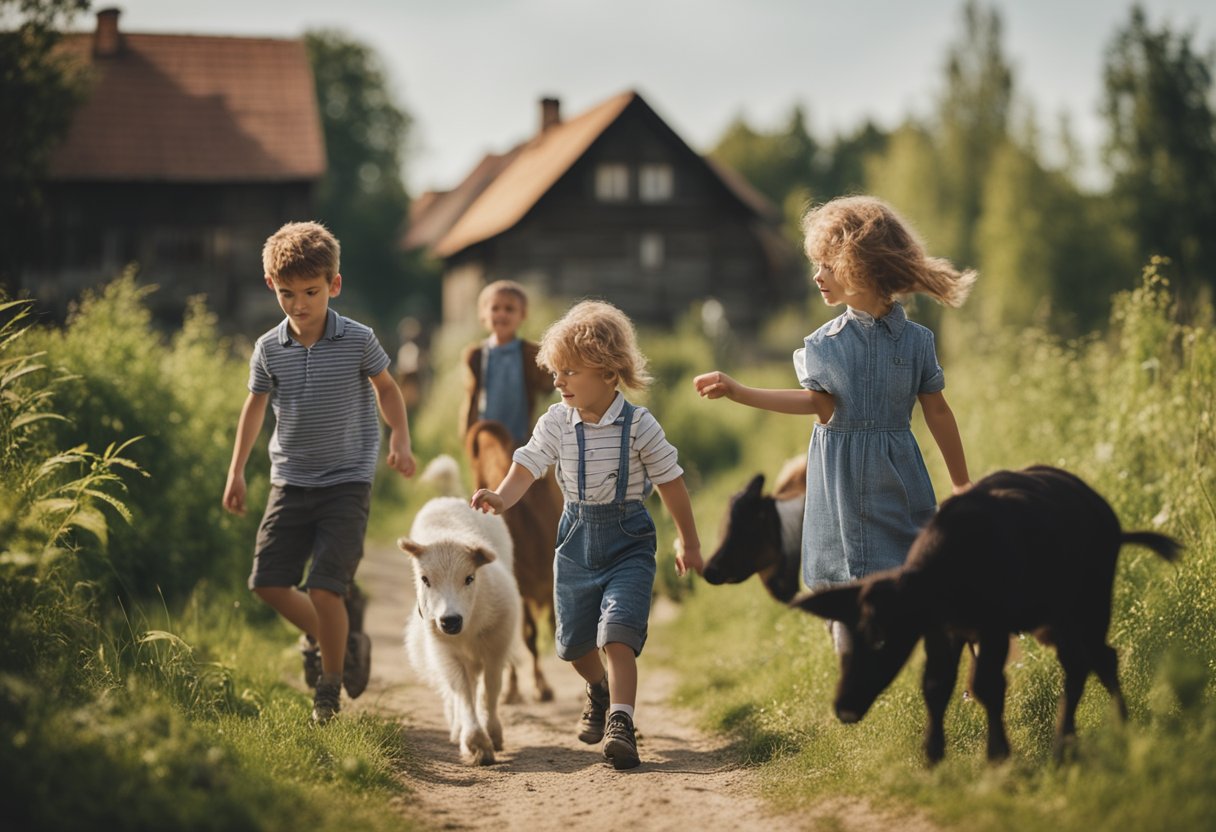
[1090, 641, 1128, 722]
[500, 608, 527, 704]
[971, 630, 1011, 761]
[921, 628, 964, 765]
[1052, 636, 1090, 762]
[447, 657, 495, 765]
[524, 600, 554, 701]
[481, 655, 506, 752]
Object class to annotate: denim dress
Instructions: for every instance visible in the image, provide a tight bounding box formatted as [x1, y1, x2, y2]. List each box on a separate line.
[794, 302, 943, 588]
[552, 400, 658, 660]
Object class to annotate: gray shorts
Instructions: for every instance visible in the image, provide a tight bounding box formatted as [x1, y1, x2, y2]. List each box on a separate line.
[248, 481, 371, 596]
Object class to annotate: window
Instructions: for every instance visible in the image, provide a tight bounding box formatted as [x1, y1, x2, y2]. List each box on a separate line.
[595, 163, 630, 201]
[639, 163, 673, 202]
[639, 232, 664, 271]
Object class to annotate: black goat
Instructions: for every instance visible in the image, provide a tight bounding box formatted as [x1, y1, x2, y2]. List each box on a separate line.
[703, 456, 806, 602]
[794, 465, 1180, 764]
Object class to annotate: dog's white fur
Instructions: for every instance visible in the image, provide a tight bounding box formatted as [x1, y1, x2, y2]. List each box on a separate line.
[399, 496, 522, 765]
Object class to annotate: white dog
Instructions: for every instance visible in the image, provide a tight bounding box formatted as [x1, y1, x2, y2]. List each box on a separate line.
[399, 496, 522, 765]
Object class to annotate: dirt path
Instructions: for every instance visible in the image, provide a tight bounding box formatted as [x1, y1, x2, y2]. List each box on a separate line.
[351, 542, 940, 832]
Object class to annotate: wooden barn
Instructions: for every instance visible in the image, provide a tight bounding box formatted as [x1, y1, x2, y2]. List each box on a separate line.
[404, 91, 805, 332]
[22, 8, 325, 330]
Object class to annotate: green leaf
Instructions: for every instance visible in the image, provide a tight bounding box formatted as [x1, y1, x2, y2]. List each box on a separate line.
[11, 412, 69, 429]
[65, 505, 108, 545]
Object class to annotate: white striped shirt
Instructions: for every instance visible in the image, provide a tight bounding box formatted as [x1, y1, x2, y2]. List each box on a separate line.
[249, 308, 390, 487]
[513, 394, 683, 504]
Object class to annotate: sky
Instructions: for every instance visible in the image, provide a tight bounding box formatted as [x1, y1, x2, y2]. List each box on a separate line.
[77, 1, 1216, 194]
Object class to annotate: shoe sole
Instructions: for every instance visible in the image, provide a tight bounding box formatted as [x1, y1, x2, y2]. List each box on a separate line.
[603, 737, 640, 770]
[577, 727, 604, 744]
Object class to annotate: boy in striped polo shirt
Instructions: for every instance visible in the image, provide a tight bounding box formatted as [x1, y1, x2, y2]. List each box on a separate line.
[471, 300, 704, 769]
[223, 221, 416, 723]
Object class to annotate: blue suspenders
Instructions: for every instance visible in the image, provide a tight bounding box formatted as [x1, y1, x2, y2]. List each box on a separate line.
[574, 400, 635, 503]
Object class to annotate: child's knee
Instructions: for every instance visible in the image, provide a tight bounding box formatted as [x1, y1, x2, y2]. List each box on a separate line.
[308, 586, 344, 606]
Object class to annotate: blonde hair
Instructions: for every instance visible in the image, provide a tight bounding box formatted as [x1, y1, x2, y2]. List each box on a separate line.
[536, 300, 652, 390]
[478, 280, 529, 314]
[802, 196, 976, 307]
[262, 221, 340, 283]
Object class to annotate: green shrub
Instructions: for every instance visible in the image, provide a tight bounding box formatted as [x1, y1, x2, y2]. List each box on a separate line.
[25, 276, 262, 601]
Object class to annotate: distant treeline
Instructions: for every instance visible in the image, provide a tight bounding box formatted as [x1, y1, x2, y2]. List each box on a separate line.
[709, 2, 1216, 334]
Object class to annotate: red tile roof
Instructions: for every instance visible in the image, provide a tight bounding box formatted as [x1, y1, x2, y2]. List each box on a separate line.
[407, 90, 779, 259]
[49, 30, 325, 182]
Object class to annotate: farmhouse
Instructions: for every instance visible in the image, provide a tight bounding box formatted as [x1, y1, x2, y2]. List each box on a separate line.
[405, 91, 804, 332]
[22, 8, 325, 330]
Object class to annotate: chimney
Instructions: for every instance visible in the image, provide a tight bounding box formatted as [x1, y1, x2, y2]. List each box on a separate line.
[539, 97, 561, 132]
[94, 8, 123, 58]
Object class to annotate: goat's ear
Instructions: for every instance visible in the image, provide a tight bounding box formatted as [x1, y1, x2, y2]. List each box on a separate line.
[469, 546, 496, 567]
[791, 584, 863, 624]
[745, 474, 765, 497]
[398, 537, 423, 556]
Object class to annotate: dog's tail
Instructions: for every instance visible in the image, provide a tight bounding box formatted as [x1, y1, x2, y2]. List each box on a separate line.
[419, 454, 465, 497]
[1122, 530, 1182, 562]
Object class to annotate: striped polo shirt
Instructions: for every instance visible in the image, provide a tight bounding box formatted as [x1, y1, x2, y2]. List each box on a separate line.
[249, 308, 390, 487]
[513, 394, 683, 504]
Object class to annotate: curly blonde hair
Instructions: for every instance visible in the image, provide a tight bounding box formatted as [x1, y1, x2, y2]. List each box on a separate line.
[802, 196, 976, 307]
[536, 300, 652, 390]
[262, 221, 340, 283]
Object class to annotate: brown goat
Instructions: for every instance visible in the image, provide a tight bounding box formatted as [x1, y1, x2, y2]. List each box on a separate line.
[703, 455, 807, 602]
[465, 419, 561, 702]
[794, 465, 1181, 764]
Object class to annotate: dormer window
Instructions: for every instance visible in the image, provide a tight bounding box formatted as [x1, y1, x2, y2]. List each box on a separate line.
[595, 163, 629, 201]
[639, 163, 673, 202]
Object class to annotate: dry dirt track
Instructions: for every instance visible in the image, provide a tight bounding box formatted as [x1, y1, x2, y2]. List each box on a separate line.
[349, 542, 941, 832]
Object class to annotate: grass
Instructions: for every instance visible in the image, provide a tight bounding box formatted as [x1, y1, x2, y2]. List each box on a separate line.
[3, 583, 420, 832]
[7, 265, 1214, 829]
[655, 267, 1216, 830]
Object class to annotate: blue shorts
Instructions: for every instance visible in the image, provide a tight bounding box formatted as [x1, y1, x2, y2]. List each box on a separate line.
[553, 500, 657, 661]
[248, 481, 371, 596]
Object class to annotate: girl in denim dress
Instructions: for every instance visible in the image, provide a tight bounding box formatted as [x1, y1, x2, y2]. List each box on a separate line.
[695, 196, 973, 650]
[472, 300, 703, 769]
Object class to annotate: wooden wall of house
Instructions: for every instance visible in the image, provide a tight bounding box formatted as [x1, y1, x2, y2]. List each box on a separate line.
[24, 181, 313, 332]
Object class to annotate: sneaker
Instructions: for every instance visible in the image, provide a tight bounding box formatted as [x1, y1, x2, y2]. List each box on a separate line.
[312, 673, 341, 724]
[577, 677, 610, 744]
[603, 710, 640, 770]
[343, 630, 372, 699]
[345, 583, 367, 634]
[300, 635, 321, 689]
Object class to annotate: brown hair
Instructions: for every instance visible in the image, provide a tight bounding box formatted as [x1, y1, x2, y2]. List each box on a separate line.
[262, 221, 340, 283]
[536, 300, 652, 390]
[477, 280, 529, 314]
[802, 196, 976, 307]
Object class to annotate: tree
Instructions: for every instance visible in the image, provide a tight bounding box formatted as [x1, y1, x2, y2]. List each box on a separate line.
[936, 0, 1014, 269]
[816, 120, 889, 200]
[304, 29, 435, 333]
[974, 110, 1136, 334]
[1101, 5, 1216, 300]
[710, 105, 819, 241]
[0, 0, 90, 288]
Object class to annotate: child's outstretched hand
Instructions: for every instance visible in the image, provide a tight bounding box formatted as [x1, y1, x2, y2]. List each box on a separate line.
[470, 488, 504, 514]
[693, 370, 737, 400]
[674, 538, 704, 577]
